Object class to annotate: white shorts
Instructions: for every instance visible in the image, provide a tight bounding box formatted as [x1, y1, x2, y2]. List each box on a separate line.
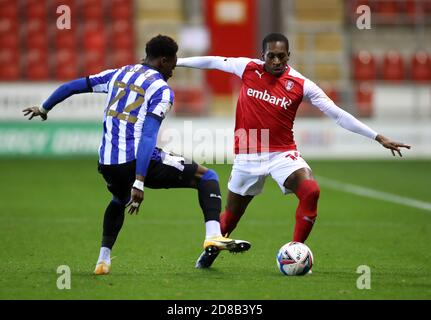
[227, 151, 311, 196]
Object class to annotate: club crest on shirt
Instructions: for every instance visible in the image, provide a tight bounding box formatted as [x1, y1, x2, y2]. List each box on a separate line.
[285, 80, 294, 91]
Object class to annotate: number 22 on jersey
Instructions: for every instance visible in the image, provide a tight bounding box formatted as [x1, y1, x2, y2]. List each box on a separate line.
[106, 81, 145, 124]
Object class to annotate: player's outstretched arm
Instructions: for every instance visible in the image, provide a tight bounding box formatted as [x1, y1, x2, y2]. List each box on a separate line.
[177, 56, 254, 77]
[375, 134, 411, 157]
[304, 79, 411, 158]
[22, 77, 92, 121]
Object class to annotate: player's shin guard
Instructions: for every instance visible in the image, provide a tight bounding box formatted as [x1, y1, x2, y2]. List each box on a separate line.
[102, 198, 126, 249]
[220, 209, 243, 236]
[198, 169, 222, 222]
[293, 180, 320, 243]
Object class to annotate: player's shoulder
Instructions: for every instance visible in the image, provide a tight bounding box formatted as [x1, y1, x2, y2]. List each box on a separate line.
[244, 58, 264, 70]
[286, 65, 308, 81]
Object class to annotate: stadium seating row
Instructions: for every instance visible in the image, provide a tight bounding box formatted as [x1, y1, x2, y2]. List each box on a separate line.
[0, 0, 135, 80]
[353, 50, 431, 82]
[350, 0, 431, 22]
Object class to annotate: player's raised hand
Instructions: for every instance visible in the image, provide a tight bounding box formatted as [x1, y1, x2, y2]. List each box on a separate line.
[376, 134, 411, 157]
[22, 106, 48, 121]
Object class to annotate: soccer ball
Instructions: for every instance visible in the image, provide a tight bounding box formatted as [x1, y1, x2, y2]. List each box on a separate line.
[276, 241, 313, 276]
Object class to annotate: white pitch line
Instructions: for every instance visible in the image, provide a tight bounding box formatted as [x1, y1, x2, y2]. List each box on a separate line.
[316, 176, 431, 212]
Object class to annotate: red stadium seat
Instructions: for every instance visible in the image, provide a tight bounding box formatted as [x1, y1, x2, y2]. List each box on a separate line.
[351, 0, 375, 13]
[0, 32, 19, 50]
[0, 17, 18, 34]
[26, 33, 49, 51]
[26, 64, 50, 80]
[83, 20, 104, 33]
[111, 20, 134, 50]
[353, 50, 376, 81]
[382, 50, 405, 81]
[403, 0, 419, 21]
[83, 51, 106, 75]
[55, 48, 77, 68]
[55, 30, 77, 49]
[411, 51, 431, 82]
[27, 1, 47, 20]
[55, 48, 77, 63]
[83, 29, 106, 51]
[0, 64, 20, 80]
[111, 19, 133, 36]
[112, 35, 134, 51]
[82, 0, 103, 7]
[0, 47, 19, 65]
[0, 1, 18, 19]
[26, 18, 47, 37]
[52, 0, 76, 11]
[54, 49, 78, 80]
[355, 82, 374, 117]
[25, 47, 49, 80]
[25, 48, 48, 65]
[83, 3, 104, 22]
[111, 50, 135, 68]
[173, 87, 206, 116]
[55, 65, 78, 80]
[112, 0, 132, 5]
[376, 0, 398, 20]
[111, 0, 133, 20]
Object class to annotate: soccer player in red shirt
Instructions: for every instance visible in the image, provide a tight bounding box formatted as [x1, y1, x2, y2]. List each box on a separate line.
[177, 33, 411, 269]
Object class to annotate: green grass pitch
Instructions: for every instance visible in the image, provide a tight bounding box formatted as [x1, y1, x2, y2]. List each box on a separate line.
[0, 158, 430, 299]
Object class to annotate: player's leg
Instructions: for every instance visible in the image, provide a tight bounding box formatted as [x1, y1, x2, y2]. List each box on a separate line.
[144, 152, 223, 238]
[190, 164, 224, 238]
[283, 167, 320, 243]
[189, 164, 251, 249]
[270, 151, 320, 244]
[194, 158, 266, 268]
[220, 190, 254, 236]
[95, 161, 135, 274]
[195, 189, 253, 269]
[145, 151, 251, 268]
[191, 164, 253, 268]
[221, 157, 266, 236]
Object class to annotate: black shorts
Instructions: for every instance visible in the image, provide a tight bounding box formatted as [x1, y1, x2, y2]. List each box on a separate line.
[98, 150, 198, 202]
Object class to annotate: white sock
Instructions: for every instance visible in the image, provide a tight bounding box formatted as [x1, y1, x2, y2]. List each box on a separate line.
[205, 220, 222, 239]
[97, 247, 111, 264]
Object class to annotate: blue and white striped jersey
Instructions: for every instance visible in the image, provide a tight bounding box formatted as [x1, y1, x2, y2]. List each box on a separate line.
[88, 64, 174, 165]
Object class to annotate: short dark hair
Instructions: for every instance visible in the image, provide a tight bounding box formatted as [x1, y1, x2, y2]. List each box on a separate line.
[262, 33, 289, 52]
[145, 34, 178, 59]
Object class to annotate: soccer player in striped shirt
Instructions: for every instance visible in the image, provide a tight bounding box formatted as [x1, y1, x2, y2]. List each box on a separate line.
[23, 35, 250, 275]
[176, 33, 411, 269]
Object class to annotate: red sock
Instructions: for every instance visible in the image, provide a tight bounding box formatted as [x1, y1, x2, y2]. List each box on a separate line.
[293, 180, 320, 243]
[220, 209, 243, 236]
